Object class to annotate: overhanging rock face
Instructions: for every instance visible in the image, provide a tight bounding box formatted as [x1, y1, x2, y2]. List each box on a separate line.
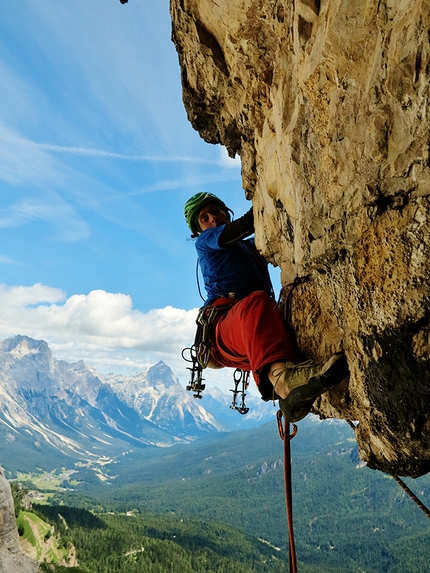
[170, 0, 430, 477]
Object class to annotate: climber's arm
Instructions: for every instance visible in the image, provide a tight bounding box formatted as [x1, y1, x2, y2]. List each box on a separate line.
[218, 208, 254, 247]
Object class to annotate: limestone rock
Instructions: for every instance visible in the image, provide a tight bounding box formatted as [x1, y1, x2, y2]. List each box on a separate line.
[171, 0, 430, 476]
[0, 467, 39, 573]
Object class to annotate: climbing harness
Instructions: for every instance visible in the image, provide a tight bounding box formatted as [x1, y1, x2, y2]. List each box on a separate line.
[277, 410, 299, 573]
[182, 301, 250, 412]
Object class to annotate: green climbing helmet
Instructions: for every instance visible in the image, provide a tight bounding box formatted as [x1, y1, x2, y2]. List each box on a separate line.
[184, 192, 231, 236]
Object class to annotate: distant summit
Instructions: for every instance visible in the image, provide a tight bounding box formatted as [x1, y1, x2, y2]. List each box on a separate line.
[2, 334, 50, 356]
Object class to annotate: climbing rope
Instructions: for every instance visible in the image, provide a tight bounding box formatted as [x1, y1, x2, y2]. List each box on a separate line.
[347, 420, 430, 519]
[277, 410, 299, 573]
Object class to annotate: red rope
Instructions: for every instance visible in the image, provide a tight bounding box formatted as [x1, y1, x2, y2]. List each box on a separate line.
[393, 475, 430, 518]
[277, 410, 298, 573]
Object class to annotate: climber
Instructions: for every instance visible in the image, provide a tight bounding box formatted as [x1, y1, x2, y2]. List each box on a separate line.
[184, 192, 349, 422]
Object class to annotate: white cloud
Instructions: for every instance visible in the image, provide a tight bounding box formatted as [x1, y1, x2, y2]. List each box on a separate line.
[0, 283, 197, 378]
[0, 283, 242, 392]
[0, 283, 65, 308]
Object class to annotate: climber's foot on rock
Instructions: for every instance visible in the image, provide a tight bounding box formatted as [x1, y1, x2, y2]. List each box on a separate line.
[279, 353, 349, 423]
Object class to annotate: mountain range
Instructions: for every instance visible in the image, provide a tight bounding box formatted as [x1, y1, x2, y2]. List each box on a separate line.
[0, 335, 277, 476]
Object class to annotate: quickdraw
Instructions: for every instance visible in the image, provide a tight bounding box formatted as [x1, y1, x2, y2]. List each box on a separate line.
[230, 369, 250, 415]
[277, 275, 310, 325]
[182, 344, 206, 399]
[194, 305, 219, 369]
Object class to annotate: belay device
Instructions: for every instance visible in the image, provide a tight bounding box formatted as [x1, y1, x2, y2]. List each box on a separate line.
[182, 304, 249, 414]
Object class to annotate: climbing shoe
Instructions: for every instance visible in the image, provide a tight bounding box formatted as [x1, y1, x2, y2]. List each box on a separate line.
[277, 353, 349, 423]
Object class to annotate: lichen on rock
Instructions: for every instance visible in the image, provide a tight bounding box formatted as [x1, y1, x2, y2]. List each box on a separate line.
[170, 0, 430, 476]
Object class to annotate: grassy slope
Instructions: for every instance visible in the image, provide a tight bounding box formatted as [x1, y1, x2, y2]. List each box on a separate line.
[16, 510, 69, 563]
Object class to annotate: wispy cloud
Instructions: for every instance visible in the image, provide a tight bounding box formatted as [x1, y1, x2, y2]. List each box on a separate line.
[0, 1, 243, 251]
[23, 139, 221, 165]
[0, 1, 251, 396]
[3, 0, 188, 154]
[0, 255, 18, 265]
[0, 195, 91, 242]
[107, 170, 242, 201]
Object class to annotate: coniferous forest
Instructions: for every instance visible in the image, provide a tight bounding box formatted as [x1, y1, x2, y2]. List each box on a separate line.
[32, 506, 288, 573]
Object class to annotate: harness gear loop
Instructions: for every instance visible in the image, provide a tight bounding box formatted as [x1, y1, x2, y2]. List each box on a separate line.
[277, 410, 298, 573]
[347, 420, 430, 520]
[196, 305, 220, 368]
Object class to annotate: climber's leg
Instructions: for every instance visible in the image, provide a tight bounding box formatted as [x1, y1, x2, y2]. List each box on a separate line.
[210, 291, 298, 396]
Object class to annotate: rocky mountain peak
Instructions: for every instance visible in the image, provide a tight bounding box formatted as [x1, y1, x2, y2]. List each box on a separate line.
[146, 361, 178, 389]
[0, 335, 57, 393]
[2, 335, 50, 360]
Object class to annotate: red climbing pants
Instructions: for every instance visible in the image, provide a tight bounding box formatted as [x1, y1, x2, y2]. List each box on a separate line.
[210, 290, 298, 395]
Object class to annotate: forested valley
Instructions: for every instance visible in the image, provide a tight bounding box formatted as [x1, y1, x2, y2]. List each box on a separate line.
[13, 420, 430, 572]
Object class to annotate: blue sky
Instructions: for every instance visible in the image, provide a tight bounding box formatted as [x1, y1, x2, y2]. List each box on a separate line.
[0, 0, 266, 391]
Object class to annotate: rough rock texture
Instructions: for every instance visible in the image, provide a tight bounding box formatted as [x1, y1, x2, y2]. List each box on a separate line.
[171, 0, 430, 476]
[0, 467, 39, 573]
